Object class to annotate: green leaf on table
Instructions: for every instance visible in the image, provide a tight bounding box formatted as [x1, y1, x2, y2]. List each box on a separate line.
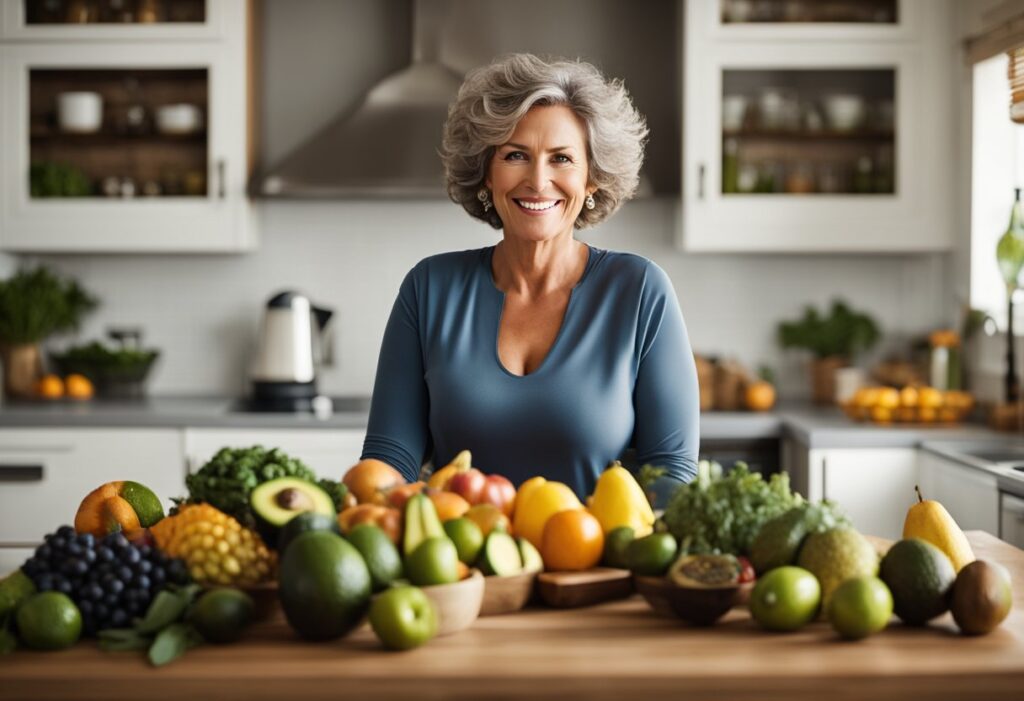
[98, 627, 150, 652]
[136, 589, 191, 635]
[148, 623, 203, 667]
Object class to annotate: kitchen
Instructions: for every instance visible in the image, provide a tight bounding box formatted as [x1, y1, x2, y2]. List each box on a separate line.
[2, 0, 1024, 698]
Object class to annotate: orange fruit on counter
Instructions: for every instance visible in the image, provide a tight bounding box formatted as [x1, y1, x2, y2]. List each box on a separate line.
[744, 380, 776, 412]
[343, 459, 406, 505]
[36, 374, 64, 399]
[541, 509, 604, 571]
[64, 374, 94, 400]
[337, 503, 402, 544]
[464, 503, 510, 537]
[512, 480, 582, 549]
[428, 490, 471, 522]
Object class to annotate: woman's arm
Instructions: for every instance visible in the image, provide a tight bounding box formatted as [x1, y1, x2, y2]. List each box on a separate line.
[632, 262, 700, 489]
[360, 268, 432, 483]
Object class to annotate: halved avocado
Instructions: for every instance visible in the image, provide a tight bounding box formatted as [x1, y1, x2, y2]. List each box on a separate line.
[479, 531, 523, 576]
[251, 477, 336, 548]
[516, 537, 544, 573]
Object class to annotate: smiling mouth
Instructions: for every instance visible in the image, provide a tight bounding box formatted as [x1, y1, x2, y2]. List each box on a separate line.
[514, 199, 562, 212]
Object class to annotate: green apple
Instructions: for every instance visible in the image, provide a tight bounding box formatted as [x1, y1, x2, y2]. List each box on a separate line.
[369, 586, 438, 651]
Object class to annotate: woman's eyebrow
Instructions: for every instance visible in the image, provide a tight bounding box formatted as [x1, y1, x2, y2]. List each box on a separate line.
[501, 142, 575, 152]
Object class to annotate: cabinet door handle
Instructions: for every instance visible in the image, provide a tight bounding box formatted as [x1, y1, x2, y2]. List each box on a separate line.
[0, 464, 44, 481]
[697, 163, 706, 200]
[217, 159, 226, 199]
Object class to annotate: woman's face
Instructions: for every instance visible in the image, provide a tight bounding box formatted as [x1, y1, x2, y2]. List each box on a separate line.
[486, 105, 594, 243]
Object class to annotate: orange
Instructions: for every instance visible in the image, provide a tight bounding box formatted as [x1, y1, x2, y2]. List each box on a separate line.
[36, 374, 64, 399]
[540, 509, 604, 572]
[64, 373, 94, 400]
[427, 490, 470, 522]
[342, 459, 405, 504]
[744, 381, 776, 412]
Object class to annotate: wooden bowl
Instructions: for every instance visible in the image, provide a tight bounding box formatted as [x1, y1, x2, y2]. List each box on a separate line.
[634, 575, 754, 626]
[480, 571, 537, 616]
[420, 569, 484, 636]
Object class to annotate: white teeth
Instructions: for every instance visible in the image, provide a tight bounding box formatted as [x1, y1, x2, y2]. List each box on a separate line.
[517, 200, 559, 211]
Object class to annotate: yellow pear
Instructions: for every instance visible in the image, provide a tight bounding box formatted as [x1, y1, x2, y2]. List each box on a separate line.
[903, 485, 975, 572]
[587, 463, 655, 537]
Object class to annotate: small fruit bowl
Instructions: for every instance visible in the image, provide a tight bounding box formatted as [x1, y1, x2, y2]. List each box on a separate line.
[634, 575, 754, 626]
[480, 571, 538, 616]
[420, 569, 484, 636]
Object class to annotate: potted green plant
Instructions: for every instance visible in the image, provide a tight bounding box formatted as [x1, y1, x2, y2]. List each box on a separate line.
[777, 300, 881, 404]
[0, 266, 97, 398]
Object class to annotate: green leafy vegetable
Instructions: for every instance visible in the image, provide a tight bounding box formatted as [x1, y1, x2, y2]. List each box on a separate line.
[0, 266, 98, 345]
[777, 299, 880, 360]
[661, 462, 803, 556]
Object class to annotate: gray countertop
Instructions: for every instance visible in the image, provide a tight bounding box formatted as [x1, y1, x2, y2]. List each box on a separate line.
[0, 396, 1009, 448]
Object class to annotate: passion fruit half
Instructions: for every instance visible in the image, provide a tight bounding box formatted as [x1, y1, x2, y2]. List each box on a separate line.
[669, 554, 743, 588]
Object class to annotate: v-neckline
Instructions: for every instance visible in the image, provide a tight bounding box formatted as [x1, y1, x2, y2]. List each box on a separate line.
[486, 244, 595, 378]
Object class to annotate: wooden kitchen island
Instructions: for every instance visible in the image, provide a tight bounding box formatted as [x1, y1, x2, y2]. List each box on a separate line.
[4, 531, 1024, 701]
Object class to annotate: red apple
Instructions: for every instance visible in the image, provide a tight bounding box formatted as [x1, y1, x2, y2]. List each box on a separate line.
[447, 468, 486, 505]
[478, 474, 516, 517]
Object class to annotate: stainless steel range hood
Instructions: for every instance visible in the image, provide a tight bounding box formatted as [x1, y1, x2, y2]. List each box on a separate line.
[256, 1, 463, 198]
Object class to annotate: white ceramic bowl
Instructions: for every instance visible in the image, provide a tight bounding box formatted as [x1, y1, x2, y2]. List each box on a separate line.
[822, 94, 866, 132]
[155, 103, 203, 134]
[57, 92, 103, 133]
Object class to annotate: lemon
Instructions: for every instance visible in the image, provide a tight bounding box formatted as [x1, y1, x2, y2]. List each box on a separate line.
[16, 592, 82, 650]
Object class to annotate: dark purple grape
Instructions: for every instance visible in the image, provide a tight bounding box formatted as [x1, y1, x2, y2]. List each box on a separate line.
[57, 525, 75, 538]
[104, 578, 124, 595]
[116, 565, 133, 582]
[137, 559, 152, 574]
[150, 568, 166, 584]
[137, 545, 152, 557]
[96, 546, 114, 563]
[56, 579, 72, 595]
[36, 574, 54, 591]
[120, 547, 141, 565]
[109, 609, 128, 628]
[67, 542, 84, 557]
[50, 536, 67, 550]
[108, 533, 129, 550]
[76, 533, 95, 547]
[88, 583, 105, 601]
[134, 574, 151, 591]
[94, 603, 109, 620]
[36, 545, 52, 561]
[103, 592, 119, 607]
[82, 548, 97, 564]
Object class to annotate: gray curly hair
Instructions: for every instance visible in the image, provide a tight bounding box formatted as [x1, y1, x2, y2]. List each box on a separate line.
[441, 53, 648, 230]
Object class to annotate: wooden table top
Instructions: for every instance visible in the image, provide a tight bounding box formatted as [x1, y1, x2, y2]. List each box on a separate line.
[4, 531, 1024, 701]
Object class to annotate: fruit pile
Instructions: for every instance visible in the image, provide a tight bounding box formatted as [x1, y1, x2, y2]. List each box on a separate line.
[842, 386, 975, 424]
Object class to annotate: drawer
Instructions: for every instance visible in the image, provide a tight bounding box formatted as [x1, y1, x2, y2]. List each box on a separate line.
[0, 429, 185, 546]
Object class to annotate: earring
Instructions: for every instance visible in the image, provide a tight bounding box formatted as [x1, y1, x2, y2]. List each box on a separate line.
[584, 193, 596, 210]
[477, 187, 492, 212]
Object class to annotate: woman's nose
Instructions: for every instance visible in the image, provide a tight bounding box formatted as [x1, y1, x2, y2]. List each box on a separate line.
[525, 161, 551, 191]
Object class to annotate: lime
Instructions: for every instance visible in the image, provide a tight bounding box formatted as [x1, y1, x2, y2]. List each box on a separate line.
[603, 526, 635, 569]
[188, 588, 254, 644]
[120, 481, 165, 527]
[626, 532, 678, 576]
[749, 566, 821, 632]
[15, 592, 82, 650]
[828, 576, 893, 640]
[406, 537, 459, 586]
[347, 523, 405, 592]
[443, 518, 484, 565]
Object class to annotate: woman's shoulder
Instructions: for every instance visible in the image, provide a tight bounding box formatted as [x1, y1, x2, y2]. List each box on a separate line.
[587, 246, 673, 294]
[408, 246, 492, 280]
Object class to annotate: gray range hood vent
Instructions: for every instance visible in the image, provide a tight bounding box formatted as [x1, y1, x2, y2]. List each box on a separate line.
[257, 1, 463, 198]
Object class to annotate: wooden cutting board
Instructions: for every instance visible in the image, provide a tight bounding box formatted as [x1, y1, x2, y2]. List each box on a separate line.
[536, 567, 633, 607]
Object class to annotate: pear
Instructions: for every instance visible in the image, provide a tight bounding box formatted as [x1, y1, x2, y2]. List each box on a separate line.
[903, 485, 975, 572]
[588, 463, 655, 537]
[402, 493, 445, 558]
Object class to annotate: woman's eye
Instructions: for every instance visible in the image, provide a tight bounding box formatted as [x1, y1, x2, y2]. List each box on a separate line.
[504, 151, 527, 161]
[552, 154, 572, 164]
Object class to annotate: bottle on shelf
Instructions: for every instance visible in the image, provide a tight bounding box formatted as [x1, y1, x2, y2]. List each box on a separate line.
[996, 188, 1024, 402]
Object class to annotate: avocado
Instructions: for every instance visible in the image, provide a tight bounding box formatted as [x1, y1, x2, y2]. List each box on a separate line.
[517, 537, 544, 573]
[879, 538, 956, 626]
[950, 560, 1013, 635]
[626, 533, 679, 576]
[346, 523, 404, 592]
[278, 530, 371, 641]
[402, 493, 445, 558]
[277, 511, 341, 553]
[750, 502, 851, 575]
[479, 531, 522, 576]
[250, 477, 336, 547]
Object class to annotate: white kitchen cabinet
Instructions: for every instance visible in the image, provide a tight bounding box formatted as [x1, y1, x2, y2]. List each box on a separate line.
[918, 450, 1000, 535]
[1000, 493, 1024, 551]
[784, 443, 918, 540]
[680, 0, 955, 252]
[0, 428, 185, 558]
[0, 0, 257, 252]
[1, 1, 229, 41]
[183, 428, 367, 482]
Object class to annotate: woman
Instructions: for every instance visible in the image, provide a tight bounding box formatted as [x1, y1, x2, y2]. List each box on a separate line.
[358, 54, 699, 500]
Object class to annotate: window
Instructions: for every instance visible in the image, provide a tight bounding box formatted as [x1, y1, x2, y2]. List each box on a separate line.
[971, 52, 1024, 329]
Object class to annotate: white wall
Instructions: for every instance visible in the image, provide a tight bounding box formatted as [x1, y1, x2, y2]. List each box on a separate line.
[21, 0, 951, 400]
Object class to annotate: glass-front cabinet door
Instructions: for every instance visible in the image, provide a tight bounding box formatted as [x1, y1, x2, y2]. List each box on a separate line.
[680, 0, 953, 252]
[0, 40, 254, 252]
[704, 0, 917, 40]
[2, 0, 225, 40]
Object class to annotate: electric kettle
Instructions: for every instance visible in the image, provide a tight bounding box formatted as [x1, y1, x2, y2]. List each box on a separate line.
[248, 291, 333, 412]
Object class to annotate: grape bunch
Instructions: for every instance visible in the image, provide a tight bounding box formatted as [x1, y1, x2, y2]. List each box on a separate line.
[20, 525, 191, 635]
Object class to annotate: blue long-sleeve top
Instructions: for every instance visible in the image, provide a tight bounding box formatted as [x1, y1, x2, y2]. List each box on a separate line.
[360, 243, 699, 499]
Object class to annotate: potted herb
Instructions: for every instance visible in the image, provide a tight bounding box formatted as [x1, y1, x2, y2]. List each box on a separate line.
[0, 266, 97, 397]
[777, 300, 880, 404]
